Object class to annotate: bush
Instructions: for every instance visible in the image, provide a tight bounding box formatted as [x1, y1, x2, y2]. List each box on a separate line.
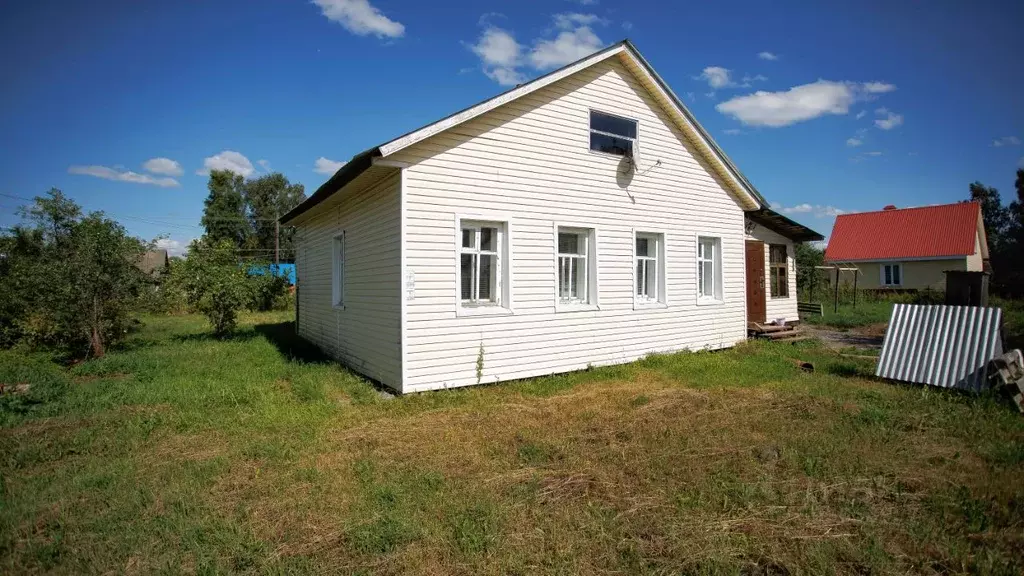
[179, 240, 252, 336]
[135, 258, 191, 315]
[0, 190, 147, 357]
[247, 267, 291, 312]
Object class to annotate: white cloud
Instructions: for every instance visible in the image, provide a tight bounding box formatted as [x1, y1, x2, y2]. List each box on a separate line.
[774, 202, 846, 218]
[757, 51, 779, 61]
[313, 0, 405, 39]
[468, 26, 525, 86]
[685, 91, 696, 101]
[855, 110, 867, 120]
[257, 159, 271, 172]
[566, 0, 599, 4]
[740, 74, 768, 85]
[314, 157, 346, 175]
[862, 81, 896, 94]
[68, 165, 179, 187]
[622, 21, 633, 31]
[697, 66, 733, 89]
[197, 150, 255, 177]
[864, 151, 883, 156]
[468, 13, 607, 84]
[874, 109, 903, 130]
[846, 137, 862, 147]
[529, 21, 604, 69]
[723, 128, 742, 135]
[552, 12, 607, 29]
[154, 237, 192, 257]
[716, 80, 897, 128]
[992, 136, 1021, 147]
[141, 157, 183, 177]
[716, 80, 857, 127]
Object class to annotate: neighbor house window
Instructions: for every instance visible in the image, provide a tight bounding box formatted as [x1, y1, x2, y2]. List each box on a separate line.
[769, 244, 789, 298]
[557, 227, 596, 306]
[460, 223, 501, 305]
[635, 232, 665, 304]
[589, 110, 637, 157]
[332, 232, 345, 308]
[697, 236, 723, 302]
[882, 263, 902, 286]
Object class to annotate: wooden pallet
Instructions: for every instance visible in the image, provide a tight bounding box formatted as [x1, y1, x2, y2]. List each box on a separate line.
[748, 322, 808, 344]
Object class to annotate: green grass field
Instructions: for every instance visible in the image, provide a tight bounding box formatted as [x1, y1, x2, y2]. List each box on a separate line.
[2, 312, 1023, 574]
[800, 300, 894, 331]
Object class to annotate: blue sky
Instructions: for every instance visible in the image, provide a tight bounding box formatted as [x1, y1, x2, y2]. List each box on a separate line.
[2, 0, 1022, 254]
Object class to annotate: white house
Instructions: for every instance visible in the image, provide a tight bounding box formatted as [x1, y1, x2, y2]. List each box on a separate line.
[281, 40, 821, 394]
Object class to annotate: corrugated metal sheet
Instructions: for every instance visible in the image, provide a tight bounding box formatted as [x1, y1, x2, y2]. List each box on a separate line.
[825, 202, 979, 261]
[877, 304, 1003, 392]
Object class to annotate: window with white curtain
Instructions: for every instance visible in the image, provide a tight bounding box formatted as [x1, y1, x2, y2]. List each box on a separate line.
[332, 232, 345, 308]
[460, 223, 501, 305]
[635, 232, 664, 304]
[697, 236, 722, 302]
[557, 227, 594, 305]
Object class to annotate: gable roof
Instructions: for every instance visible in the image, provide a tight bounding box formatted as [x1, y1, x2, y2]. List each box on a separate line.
[282, 39, 774, 225]
[825, 202, 985, 262]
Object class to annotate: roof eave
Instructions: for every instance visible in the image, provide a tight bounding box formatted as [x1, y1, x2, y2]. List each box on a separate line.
[279, 147, 380, 225]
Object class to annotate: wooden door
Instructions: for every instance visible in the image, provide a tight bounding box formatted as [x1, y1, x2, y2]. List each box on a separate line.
[745, 241, 766, 324]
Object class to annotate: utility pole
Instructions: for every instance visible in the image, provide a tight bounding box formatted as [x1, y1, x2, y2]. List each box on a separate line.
[274, 206, 280, 265]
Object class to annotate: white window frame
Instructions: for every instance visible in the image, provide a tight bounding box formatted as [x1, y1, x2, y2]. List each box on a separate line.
[633, 230, 667, 308]
[696, 235, 724, 305]
[588, 109, 639, 159]
[881, 263, 903, 287]
[332, 231, 345, 309]
[454, 215, 513, 317]
[554, 224, 599, 311]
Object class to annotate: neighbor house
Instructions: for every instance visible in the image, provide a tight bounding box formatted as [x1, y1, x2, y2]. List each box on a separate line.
[824, 202, 988, 291]
[281, 40, 822, 393]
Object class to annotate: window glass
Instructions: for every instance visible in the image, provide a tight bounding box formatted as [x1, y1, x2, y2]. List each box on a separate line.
[557, 229, 591, 304]
[460, 223, 502, 305]
[635, 233, 662, 303]
[769, 244, 788, 297]
[589, 133, 633, 156]
[590, 111, 637, 138]
[697, 237, 720, 301]
[589, 111, 637, 157]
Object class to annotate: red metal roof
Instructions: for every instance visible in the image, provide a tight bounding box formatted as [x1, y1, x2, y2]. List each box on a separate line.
[825, 202, 981, 262]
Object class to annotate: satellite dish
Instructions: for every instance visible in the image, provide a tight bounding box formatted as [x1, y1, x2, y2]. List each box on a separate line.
[616, 153, 635, 189]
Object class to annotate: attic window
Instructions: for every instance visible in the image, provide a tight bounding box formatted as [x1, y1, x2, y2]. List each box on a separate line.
[589, 110, 636, 157]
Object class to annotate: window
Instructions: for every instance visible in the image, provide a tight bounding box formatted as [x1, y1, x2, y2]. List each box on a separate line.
[635, 232, 665, 305]
[769, 244, 789, 298]
[697, 236, 722, 302]
[589, 110, 637, 157]
[556, 227, 597, 307]
[882, 263, 902, 286]
[332, 232, 345, 308]
[460, 223, 500, 305]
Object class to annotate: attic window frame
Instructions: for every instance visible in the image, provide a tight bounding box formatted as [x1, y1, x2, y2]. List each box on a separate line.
[589, 109, 638, 158]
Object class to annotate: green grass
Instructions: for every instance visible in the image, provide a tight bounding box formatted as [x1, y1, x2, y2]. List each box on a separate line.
[2, 311, 1024, 574]
[801, 300, 894, 330]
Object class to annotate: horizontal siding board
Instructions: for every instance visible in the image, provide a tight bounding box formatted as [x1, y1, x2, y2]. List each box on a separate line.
[295, 172, 402, 389]
[396, 58, 750, 391]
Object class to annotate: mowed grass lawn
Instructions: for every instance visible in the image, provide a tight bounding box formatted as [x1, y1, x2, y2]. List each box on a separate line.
[2, 312, 1024, 575]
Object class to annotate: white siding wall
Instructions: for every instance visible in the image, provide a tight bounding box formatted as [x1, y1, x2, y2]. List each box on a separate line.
[295, 173, 402, 389]
[746, 227, 798, 323]
[966, 232, 983, 271]
[392, 58, 749, 392]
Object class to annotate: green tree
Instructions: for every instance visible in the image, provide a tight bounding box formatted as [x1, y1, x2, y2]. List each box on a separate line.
[200, 170, 249, 249]
[179, 239, 252, 336]
[969, 181, 1011, 255]
[794, 242, 825, 299]
[243, 173, 305, 261]
[0, 189, 146, 357]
